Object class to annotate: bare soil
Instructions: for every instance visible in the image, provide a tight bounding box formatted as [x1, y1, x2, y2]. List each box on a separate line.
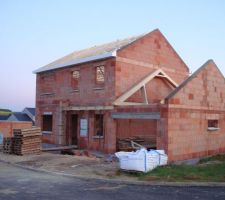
[0, 151, 134, 181]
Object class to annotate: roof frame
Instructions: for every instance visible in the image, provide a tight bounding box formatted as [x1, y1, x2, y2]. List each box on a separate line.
[113, 69, 178, 106]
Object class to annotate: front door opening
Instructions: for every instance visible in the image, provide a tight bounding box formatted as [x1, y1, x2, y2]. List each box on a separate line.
[70, 114, 78, 145]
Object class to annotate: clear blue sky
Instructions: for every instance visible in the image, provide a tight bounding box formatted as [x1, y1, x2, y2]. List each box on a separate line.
[0, 0, 224, 111]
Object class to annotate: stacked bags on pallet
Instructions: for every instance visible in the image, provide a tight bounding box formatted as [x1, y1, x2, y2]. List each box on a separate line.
[115, 149, 168, 173]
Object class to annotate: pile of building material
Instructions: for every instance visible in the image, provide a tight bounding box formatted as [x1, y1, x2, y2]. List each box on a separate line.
[13, 127, 41, 155]
[117, 136, 156, 151]
[3, 137, 14, 154]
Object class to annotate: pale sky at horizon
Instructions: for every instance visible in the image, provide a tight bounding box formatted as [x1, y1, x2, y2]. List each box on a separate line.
[0, 0, 225, 111]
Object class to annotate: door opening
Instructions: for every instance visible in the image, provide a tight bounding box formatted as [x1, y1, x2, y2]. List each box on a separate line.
[70, 114, 78, 145]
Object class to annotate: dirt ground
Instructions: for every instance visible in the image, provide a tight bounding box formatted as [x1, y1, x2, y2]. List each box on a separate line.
[0, 151, 134, 181]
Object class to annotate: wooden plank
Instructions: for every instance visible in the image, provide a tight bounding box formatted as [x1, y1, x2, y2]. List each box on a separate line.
[42, 145, 78, 151]
[111, 112, 160, 119]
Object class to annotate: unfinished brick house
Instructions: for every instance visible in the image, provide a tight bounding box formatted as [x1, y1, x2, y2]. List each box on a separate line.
[34, 29, 225, 162]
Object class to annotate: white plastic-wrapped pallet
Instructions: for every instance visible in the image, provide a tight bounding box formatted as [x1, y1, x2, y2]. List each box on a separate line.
[148, 150, 168, 166]
[146, 150, 160, 170]
[115, 149, 168, 173]
[157, 150, 168, 166]
[115, 149, 147, 172]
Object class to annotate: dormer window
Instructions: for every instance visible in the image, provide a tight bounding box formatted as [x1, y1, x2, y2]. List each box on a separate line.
[96, 66, 105, 84]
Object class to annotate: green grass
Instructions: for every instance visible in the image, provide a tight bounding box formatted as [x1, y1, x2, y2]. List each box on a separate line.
[122, 154, 225, 182]
[0, 111, 11, 116]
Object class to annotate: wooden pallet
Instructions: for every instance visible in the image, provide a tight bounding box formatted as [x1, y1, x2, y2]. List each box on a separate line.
[3, 137, 14, 154]
[12, 127, 42, 155]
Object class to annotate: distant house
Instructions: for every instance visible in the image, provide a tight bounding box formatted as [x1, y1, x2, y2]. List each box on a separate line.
[8, 112, 33, 122]
[7, 108, 35, 125]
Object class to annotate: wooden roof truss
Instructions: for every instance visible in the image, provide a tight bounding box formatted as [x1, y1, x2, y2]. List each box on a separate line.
[113, 69, 178, 106]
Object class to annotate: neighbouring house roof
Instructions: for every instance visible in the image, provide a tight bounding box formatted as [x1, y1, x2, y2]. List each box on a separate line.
[0, 115, 10, 120]
[33, 33, 147, 73]
[165, 59, 224, 101]
[7, 112, 33, 122]
[23, 107, 35, 123]
[24, 107, 35, 116]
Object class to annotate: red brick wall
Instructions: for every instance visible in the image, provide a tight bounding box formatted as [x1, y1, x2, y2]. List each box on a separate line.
[115, 29, 189, 97]
[116, 119, 157, 139]
[36, 58, 116, 144]
[167, 61, 225, 161]
[36, 58, 116, 107]
[0, 121, 32, 138]
[63, 110, 116, 153]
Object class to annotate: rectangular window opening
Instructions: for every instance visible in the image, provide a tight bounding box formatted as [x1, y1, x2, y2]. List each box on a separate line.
[96, 66, 105, 84]
[72, 70, 80, 89]
[94, 114, 104, 137]
[207, 120, 219, 131]
[42, 115, 53, 132]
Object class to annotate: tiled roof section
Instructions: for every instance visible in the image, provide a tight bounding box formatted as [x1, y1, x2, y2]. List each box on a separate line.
[34, 33, 145, 73]
[0, 115, 10, 120]
[12, 112, 33, 122]
[25, 108, 35, 116]
[165, 59, 224, 101]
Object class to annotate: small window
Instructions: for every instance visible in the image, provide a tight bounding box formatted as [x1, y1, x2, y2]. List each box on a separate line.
[94, 114, 104, 136]
[72, 70, 80, 89]
[208, 120, 219, 131]
[42, 115, 53, 132]
[96, 66, 105, 83]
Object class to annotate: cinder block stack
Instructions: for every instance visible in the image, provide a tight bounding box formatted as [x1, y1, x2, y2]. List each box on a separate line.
[3, 137, 14, 154]
[13, 127, 41, 155]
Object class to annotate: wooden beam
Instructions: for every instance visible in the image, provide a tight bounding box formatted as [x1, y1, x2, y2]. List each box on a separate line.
[111, 112, 160, 119]
[156, 74, 178, 87]
[114, 69, 161, 105]
[142, 85, 148, 104]
[42, 145, 78, 151]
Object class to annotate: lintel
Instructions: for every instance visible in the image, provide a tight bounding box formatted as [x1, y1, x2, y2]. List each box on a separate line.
[63, 105, 114, 111]
[111, 112, 160, 119]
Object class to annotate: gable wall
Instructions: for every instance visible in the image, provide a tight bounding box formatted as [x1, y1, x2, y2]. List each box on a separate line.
[115, 30, 189, 97]
[167, 61, 225, 161]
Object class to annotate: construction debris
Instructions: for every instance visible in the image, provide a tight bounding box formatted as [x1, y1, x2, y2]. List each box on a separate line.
[117, 136, 156, 151]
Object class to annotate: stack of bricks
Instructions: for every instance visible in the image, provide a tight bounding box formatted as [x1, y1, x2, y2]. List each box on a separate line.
[3, 137, 14, 154]
[13, 127, 41, 155]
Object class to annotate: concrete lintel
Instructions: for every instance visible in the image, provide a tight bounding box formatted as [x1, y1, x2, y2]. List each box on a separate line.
[63, 106, 114, 111]
[111, 112, 160, 119]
